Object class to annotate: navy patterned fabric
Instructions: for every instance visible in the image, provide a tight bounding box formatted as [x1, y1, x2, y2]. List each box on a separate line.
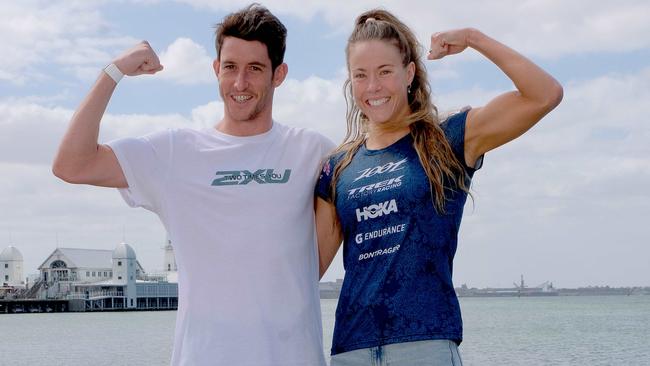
[316, 110, 481, 355]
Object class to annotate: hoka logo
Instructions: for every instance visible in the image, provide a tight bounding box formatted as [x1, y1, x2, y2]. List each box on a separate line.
[211, 169, 291, 186]
[355, 199, 398, 222]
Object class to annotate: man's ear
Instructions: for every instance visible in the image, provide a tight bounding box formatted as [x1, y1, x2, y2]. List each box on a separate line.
[272, 63, 288, 87]
[213, 59, 220, 78]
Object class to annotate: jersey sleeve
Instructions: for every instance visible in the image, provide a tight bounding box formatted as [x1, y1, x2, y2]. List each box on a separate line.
[106, 129, 173, 213]
[441, 108, 484, 172]
[315, 154, 338, 202]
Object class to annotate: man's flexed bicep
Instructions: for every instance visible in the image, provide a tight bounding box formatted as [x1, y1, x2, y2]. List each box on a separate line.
[52, 41, 163, 188]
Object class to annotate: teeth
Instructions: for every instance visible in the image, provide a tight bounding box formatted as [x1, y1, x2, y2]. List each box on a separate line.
[233, 95, 252, 103]
[368, 97, 389, 106]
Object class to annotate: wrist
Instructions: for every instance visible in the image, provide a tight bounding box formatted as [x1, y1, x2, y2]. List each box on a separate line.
[103, 63, 124, 84]
[465, 28, 483, 49]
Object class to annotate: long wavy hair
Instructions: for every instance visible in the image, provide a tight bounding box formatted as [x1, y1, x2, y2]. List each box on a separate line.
[330, 9, 470, 212]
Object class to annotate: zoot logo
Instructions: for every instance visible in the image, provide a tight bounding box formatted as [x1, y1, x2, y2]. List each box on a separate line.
[353, 158, 407, 182]
[355, 199, 398, 222]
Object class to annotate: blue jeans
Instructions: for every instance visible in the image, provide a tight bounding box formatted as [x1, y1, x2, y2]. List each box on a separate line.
[330, 340, 463, 366]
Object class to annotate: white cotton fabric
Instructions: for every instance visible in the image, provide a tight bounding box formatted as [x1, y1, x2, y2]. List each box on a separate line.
[108, 122, 334, 366]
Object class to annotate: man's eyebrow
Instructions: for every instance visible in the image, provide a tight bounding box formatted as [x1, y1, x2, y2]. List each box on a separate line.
[220, 60, 268, 68]
[248, 62, 267, 68]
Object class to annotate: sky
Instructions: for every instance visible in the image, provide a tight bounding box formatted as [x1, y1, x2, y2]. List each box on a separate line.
[1, 0, 649, 289]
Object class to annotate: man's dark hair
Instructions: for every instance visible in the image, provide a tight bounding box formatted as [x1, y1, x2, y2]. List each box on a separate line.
[215, 4, 287, 71]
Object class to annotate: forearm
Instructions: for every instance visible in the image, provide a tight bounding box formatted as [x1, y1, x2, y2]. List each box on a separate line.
[315, 197, 343, 279]
[53, 72, 117, 178]
[466, 28, 562, 107]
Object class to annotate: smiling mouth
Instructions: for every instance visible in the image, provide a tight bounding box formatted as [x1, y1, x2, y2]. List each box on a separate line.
[367, 97, 389, 107]
[232, 95, 253, 103]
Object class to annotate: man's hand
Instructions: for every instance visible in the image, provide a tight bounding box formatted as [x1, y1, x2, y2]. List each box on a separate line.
[113, 41, 164, 76]
[427, 28, 472, 60]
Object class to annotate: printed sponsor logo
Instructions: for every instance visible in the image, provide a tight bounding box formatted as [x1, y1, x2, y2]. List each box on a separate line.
[211, 169, 291, 186]
[353, 158, 407, 182]
[354, 223, 407, 244]
[358, 244, 401, 261]
[348, 175, 403, 199]
[355, 199, 398, 222]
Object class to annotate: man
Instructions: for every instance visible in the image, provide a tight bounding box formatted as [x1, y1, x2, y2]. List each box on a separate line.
[53, 5, 332, 366]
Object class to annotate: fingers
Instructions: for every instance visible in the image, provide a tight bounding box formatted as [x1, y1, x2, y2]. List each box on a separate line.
[428, 30, 469, 60]
[428, 44, 448, 60]
[139, 41, 163, 73]
[139, 63, 164, 75]
[428, 33, 447, 60]
[115, 40, 164, 76]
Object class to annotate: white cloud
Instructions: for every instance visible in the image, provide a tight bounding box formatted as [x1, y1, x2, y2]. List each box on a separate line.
[176, 0, 650, 59]
[190, 101, 224, 129]
[275, 75, 347, 142]
[0, 1, 137, 84]
[449, 67, 650, 287]
[158, 38, 215, 85]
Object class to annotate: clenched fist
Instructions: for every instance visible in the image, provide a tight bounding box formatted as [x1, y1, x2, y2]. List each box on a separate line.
[113, 41, 164, 76]
[427, 28, 474, 60]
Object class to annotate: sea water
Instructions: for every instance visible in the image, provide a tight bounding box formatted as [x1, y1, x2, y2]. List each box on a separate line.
[0, 296, 648, 365]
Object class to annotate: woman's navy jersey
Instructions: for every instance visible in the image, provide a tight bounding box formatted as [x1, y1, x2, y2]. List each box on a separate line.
[316, 110, 482, 355]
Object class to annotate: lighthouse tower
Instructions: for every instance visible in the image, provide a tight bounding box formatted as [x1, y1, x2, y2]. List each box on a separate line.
[163, 238, 177, 273]
[112, 242, 137, 309]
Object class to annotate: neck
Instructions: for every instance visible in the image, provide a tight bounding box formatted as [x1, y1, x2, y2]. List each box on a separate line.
[215, 114, 273, 137]
[365, 110, 411, 149]
[365, 125, 410, 150]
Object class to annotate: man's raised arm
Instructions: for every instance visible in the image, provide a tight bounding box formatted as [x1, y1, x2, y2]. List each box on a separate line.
[52, 41, 163, 188]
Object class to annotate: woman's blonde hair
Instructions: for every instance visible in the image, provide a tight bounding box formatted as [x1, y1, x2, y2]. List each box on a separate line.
[330, 9, 470, 212]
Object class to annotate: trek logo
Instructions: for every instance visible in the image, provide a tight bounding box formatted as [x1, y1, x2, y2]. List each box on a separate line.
[353, 158, 407, 182]
[348, 175, 403, 199]
[355, 199, 398, 222]
[211, 169, 291, 186]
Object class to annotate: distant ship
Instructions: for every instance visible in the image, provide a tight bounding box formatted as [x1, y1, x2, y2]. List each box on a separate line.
[456, 275, 559, 297]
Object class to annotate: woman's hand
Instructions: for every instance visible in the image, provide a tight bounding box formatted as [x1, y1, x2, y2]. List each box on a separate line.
[427, 28, 473, 60]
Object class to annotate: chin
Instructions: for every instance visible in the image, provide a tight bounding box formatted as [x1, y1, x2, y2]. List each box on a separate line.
[364, 112, 393, 125]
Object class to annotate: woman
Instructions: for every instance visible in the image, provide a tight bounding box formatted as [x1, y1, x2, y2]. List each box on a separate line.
[315, 9, 563, 366]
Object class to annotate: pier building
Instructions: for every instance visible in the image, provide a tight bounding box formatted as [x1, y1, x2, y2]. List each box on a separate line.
[37, 246, 146, 298]
[1, 241, 178, 313]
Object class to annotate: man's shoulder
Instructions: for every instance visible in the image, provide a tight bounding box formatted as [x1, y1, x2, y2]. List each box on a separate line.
[275, 122, 326, 138]
[274, 122, 334, 147]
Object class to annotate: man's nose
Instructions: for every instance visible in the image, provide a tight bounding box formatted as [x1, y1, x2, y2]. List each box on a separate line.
[234, 70, 248, 91]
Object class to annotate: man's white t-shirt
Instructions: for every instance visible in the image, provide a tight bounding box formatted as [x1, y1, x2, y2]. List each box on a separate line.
[108, 122, 334, 366]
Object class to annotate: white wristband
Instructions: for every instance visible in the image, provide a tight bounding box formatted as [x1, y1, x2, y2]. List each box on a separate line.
[103, 63, 124, 84]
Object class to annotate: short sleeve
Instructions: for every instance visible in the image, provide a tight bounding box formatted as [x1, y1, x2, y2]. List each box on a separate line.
[315, 155, 339, 202]
[314, 134, 336, 179]
[441, 108, 484, 172]
[106, 129, 173, 213]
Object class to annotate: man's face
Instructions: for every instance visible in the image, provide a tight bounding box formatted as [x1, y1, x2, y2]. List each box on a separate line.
[215, 37, 285, 123]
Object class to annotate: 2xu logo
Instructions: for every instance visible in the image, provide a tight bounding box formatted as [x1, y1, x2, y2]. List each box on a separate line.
[355, 199, 398, 222]
[211, 169, 291, 186]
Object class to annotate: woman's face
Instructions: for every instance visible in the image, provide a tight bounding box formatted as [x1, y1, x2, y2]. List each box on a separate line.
[348, 40, 414, 126]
